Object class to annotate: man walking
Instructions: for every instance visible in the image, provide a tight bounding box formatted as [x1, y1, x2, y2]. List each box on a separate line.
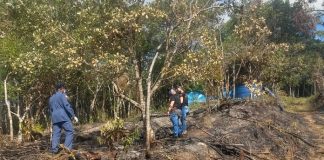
[49, 82, 78, 154]
[167, 88, 182, 138]
[176, 86, 189, 134]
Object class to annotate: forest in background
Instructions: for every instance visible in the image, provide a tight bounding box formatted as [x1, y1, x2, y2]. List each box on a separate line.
[0, 0, 323, 150]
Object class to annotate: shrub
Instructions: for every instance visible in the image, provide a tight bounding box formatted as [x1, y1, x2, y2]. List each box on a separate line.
[122, 126, 140, 149]
[22, 120, 44, 142]
[97, 118, 125, 148]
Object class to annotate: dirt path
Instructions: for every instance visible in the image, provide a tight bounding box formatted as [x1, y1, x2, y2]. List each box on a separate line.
[299, 112, 324, 160]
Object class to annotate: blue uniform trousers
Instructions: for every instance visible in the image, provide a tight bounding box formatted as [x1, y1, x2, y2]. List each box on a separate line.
[51, 121, 74, 153]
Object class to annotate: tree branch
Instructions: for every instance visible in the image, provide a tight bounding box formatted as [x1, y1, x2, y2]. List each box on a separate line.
[11, 104, 31, 121]
[151, 42, 179, 93]
[21, 105, 31, 120]
[112, 82, 143, 112]
[10, 111, 19, 118]
[147, 43, 163, 81]
[183, 5, 223, 22]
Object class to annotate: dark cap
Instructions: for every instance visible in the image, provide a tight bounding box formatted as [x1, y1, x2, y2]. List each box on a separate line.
[55, 82, 65, 90]
[174, 84, 181, 89]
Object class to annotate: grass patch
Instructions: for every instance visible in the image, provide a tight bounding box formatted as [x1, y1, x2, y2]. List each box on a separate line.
[151, 105, 169, 114]
[189, 102, 207, 111]
[280, 95, 316, 112]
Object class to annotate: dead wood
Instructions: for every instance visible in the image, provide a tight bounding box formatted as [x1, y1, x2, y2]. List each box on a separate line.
[191, 137, 263, 160]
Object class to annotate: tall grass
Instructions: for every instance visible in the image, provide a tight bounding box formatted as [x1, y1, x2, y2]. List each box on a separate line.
[280, 95, 316, 112]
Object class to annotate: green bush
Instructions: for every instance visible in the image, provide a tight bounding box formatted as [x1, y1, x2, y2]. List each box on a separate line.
[97, 118, 125, 147]
[122, 127, 140, 149]
[22, 120, 44, 141]
[97, 118, 141, 149]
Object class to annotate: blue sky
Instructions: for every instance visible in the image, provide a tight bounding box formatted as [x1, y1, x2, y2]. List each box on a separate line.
[315, 15, 324, 41]
[315, 24, 324, 41]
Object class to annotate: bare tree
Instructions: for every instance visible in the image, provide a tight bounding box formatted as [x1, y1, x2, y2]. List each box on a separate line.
[11, 102, 31, 143]
[4, 72, 13, 141]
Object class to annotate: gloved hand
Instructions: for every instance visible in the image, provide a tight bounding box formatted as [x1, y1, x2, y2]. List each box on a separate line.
[73, 116, 79, 123]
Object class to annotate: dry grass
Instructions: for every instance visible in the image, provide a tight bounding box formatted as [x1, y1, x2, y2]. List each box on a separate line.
[280, 96, 316, 112]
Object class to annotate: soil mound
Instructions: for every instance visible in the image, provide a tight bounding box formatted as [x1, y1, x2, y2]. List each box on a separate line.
[151, 100, 320, 160]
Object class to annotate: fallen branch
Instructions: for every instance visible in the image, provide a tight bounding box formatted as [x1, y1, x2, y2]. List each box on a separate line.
[192, 137, 262, 160]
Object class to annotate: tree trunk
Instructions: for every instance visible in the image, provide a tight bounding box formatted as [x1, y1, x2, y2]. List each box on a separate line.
[12, 102, 30, 143]
[113, 91, 120, 119]
[90, 95, 97, 113]
[4, 73, 13, 141]
[314, 69, 324, 107]
[134, 59, 145, 114]
[144, 48, 161, 151]
[303, 83, 305, 97]
[145, 95, 151, 151]
[17, 103, 21, 143]
[233, 62, 236, 98]
[205, 91, 210, 111]
[226, 72, 230, 98]
[76, 86, 79, 116]
[249, 64, 252, 80]
[17, 118, 23, 143]
[99, 88, 106, 120]
[88, 79, 103, 114]
[134, 58, 147, 149]
[314, 81, 317, 95]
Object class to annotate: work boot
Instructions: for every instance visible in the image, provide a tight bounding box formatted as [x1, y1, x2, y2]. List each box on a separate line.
[52, 147, 63, 154]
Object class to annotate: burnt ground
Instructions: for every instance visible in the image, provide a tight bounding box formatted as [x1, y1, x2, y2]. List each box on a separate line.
[0, 99, 323, 160]
[150, 100, 324, 160]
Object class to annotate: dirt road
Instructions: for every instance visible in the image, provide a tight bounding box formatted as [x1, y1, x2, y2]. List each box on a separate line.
[300, 111, 324, 160]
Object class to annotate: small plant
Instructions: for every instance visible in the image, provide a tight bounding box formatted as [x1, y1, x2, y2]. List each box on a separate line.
[122, 126, 140, 149]
[97, 118, 125, 148]
[22, 120, 44, 142]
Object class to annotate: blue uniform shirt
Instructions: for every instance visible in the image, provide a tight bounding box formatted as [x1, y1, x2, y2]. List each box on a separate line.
[49, 92, 75, 124]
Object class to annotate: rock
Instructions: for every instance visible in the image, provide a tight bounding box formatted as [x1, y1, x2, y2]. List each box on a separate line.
[151, 117, 172, 130]
[183, 141, 220, 160]
[116, 150, 143, 160]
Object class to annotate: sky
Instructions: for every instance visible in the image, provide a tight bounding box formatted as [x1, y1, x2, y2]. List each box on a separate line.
[305, 0, 323, 10]
[306, 0, 324, 41]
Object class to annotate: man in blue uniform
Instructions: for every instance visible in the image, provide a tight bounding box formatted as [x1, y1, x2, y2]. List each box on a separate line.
[49, 82, 78, 154]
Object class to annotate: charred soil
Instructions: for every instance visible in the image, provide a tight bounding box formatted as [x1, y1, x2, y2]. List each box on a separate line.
[0, 100, 323, 160]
